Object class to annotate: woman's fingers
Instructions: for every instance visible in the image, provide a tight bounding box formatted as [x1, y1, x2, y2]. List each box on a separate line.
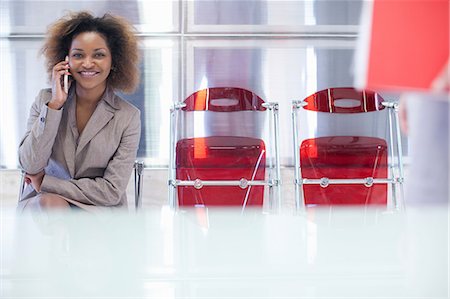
[53, 63, 70, 79]
[24, 171, 45, 192]
[49, 59, 71, 109]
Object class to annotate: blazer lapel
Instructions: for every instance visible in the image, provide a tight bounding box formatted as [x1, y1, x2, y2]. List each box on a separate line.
[76, 100, 115, 156]
[63, 91, 78, 177]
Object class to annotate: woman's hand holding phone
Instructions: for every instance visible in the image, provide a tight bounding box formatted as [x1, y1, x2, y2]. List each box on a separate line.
[48, 55, 71, 110]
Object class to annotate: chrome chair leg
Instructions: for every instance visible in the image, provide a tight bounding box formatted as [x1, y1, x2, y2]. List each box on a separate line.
[134, 161, 144, 210]
[18, 169, 25, 202]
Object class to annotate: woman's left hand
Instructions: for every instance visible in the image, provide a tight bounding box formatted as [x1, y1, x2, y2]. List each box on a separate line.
[25, 171, 45, 193]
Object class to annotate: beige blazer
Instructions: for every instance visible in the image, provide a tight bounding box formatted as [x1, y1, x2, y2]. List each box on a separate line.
[18, 86, 141, 209]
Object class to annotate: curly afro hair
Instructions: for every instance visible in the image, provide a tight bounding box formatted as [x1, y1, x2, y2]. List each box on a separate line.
[41, 11, 140, 93]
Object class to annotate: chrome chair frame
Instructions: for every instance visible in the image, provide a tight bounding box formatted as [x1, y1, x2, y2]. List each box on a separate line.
[134, 160, 144, 210]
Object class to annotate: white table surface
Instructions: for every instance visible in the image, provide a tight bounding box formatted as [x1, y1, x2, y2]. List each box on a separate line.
[1, 205, 448, 298]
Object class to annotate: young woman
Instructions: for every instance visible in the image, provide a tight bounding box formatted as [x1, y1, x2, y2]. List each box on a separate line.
[18, 11, 141, 211]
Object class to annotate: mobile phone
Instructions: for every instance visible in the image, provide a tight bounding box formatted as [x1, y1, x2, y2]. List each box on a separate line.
[64, 56, 69, 93]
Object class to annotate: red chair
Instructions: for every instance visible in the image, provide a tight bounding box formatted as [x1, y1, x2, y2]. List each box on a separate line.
[169, 87, 280, 209]
[292, 87, 404, 208]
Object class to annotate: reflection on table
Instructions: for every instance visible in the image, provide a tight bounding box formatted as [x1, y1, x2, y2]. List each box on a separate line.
[1, 205, 448, 298]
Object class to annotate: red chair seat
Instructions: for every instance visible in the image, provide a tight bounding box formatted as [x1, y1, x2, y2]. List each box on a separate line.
[300, 136, 388, 205]
[176, 136, 266, 206]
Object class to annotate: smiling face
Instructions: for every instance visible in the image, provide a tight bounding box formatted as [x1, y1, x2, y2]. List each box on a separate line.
[68, 31, 112, 95]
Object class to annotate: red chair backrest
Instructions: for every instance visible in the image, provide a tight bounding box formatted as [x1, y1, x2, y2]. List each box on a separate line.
[183, 87, 266, 112]
[302, 87, 385, 113]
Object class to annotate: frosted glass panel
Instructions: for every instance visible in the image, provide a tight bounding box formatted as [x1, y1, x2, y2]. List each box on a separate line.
[0, 0, 180, 35]
[187, 0, 363, 33]
[0, 39, 46, 169]
[129, 38, 180, 166]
